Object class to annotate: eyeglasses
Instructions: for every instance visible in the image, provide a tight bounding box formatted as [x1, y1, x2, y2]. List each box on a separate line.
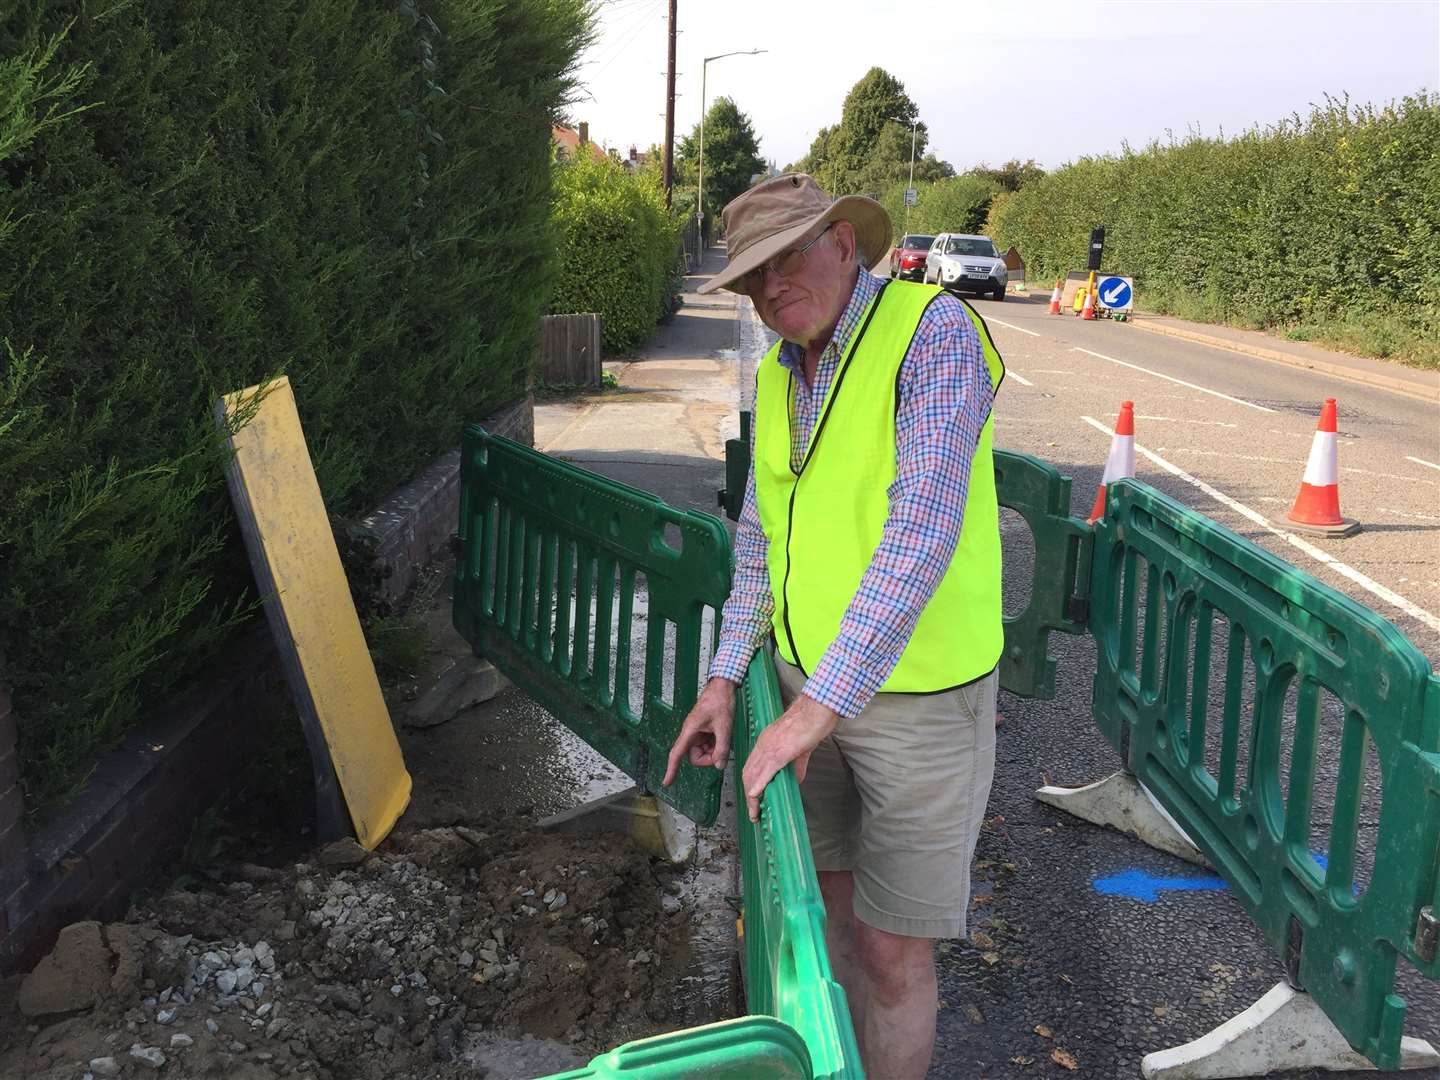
[742, 224, 833, 292]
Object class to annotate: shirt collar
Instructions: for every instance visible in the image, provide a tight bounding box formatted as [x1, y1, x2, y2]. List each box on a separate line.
[776, 267, 884, 375]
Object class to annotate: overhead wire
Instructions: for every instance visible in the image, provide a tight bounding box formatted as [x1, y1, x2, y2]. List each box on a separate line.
[584, 0, 663, 79]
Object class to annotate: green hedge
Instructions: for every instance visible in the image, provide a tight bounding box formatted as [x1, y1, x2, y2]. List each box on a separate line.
[878, 175, 1001, 244]
[0, 1, 590, 812]
[987, 95, 1440, 367]
[549, 153, 683, 354]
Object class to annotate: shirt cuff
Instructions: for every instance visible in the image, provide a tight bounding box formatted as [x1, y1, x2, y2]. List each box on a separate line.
[803, 641, 886, 720]
[708, 640, 754, 685]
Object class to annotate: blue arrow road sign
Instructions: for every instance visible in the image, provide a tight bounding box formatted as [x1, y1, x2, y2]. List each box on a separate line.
[1097, 276, 1133, 310]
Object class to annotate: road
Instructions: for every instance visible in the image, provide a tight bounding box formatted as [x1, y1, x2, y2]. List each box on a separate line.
[932, 291, 1440, 1080]
[733, 282, 1439, 1078]
[984, 292, 1439, 660]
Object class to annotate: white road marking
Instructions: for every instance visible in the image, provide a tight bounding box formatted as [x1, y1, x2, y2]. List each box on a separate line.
[988, 318, 1041, 337]
[1152, 447, 1294, 464]
[1378, 507, 1440, 522]
[1072, 347, 1275, 413]
[1029, 369, 1075, 374]
[1082, 416, 1440, 636]
[1407, 455, 1440, 472]
[1136, 415, 1239, 428]
[1005, 370, 1035, 386]
[1343, 466, 1437, 486]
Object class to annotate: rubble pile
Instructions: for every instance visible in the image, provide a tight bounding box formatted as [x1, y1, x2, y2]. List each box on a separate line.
[0, 818, 692, 1079]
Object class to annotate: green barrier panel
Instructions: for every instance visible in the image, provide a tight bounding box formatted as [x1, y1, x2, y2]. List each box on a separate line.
[992, 450, 1092, 700]
[453, 427, 733, 826]
[718, 423, 1090, 701]
[546, 1016, 813, 1079]
[733, 651, 864, 1079]
[1090, 479, 1440, 1069]
[718, 410, 750, 524]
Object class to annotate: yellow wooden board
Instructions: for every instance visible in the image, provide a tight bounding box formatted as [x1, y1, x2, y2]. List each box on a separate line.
[216, 377, 410, 849]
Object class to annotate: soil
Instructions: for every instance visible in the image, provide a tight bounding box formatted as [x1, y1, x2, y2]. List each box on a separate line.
[0, 814, 693, 1080]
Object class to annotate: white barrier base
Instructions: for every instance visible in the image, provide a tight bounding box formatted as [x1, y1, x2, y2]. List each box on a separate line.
[1034, 770, 1208, 867]
[1141, 982, 1440, 1078]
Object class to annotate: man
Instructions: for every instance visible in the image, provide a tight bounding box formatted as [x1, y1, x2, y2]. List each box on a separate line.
[662, 173, 1006, 1079]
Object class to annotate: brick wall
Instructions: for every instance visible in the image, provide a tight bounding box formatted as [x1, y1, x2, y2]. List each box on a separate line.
[353, 394, 533, 610]
[0, 396, 533, 975]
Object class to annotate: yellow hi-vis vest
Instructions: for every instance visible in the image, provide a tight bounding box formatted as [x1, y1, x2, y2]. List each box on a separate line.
[754, 280, 1006, 692]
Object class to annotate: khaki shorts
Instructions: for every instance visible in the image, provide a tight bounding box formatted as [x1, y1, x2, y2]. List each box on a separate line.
[775, 655, 997, 940]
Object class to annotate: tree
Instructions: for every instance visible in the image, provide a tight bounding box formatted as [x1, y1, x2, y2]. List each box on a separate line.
[794, 68, 951, 196]
[675, 97, 764, 235]
[968, 158, 1046, 192]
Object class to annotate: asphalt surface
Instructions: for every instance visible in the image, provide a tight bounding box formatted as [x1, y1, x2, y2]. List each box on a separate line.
[929, 290, 1439, 1080]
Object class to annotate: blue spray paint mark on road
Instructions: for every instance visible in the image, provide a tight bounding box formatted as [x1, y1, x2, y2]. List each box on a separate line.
[1093, 868, 1229, 903]
[1095, 852, 1344, 903]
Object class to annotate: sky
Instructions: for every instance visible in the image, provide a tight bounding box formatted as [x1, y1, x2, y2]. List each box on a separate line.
[571, 0, 1440, 174]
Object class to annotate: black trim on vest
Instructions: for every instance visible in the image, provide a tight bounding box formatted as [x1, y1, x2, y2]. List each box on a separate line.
[887, 663, 998, 697]
[779, 279, 892, 678]
[892, 288, 950, 420]
[958, 296, 1006, 401]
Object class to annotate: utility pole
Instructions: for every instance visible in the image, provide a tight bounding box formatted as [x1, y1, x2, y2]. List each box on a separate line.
[663, 0, 677, 207]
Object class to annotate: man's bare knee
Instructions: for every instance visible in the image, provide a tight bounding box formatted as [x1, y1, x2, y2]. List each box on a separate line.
[818, 870, 854, 921]
[854, 923, 934, 1004]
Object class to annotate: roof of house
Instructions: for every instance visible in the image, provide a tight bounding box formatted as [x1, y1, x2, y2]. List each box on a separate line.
[552, 124, 608, 164]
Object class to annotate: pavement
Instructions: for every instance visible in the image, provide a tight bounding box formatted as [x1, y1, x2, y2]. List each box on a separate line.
[460, 252, 1440, 1078]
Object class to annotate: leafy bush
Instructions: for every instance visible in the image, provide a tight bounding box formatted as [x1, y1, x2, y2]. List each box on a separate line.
[0, 0, 590, 812]
[987, 95, 1440, 368]
[876, 175, 1000, 247]
[549, 153, 683, 353]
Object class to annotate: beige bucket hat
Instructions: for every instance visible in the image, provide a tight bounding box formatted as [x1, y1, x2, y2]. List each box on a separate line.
[697, 173, 892, 295]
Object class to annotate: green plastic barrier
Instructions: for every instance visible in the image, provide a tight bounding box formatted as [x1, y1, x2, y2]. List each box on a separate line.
[991, 451, 1092, 700]
[546, 1017, 813, 1079]
[453, 427, 733, 826]
[732, 651, 863, 1078]
[1090, 479, 1440, 1069]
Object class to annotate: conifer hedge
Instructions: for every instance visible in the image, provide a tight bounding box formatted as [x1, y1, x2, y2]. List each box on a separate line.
[987, 96, 1440, 368]
[0, 0, 590, 811]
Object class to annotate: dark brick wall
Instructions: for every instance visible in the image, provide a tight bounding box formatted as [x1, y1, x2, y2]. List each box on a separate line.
[355, 394, 534, 609]
[0, 396, 533, 975]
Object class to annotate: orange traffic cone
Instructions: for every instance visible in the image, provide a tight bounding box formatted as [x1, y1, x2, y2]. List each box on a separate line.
[1048, 278, 1062, 315]
[1080, 286, 1096, 321]
[1088, 400, 1135, 524]
[1287, 397, 1360, 537]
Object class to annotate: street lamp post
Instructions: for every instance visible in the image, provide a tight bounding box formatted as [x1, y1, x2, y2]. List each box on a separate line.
[697, 48, 766, 251]
[890, 115, 920, 237]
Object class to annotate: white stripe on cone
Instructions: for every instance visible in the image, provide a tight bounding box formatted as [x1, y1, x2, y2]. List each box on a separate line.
[1089, 401, 1136, 523]
[1301, 430, 1338, 486]
[1102, 433, 1136, 484]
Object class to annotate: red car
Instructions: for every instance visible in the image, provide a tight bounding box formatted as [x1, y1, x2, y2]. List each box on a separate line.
[888, 234, 935, 281]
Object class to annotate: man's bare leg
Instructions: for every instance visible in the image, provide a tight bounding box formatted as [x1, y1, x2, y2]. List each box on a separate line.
[853, 920, 936, 1080]
[818, 870, 868, 1059]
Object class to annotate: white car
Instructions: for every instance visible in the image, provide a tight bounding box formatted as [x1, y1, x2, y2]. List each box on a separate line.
[923, 233, 1007, 301]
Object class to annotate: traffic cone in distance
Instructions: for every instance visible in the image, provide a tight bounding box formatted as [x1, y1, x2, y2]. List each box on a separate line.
[1287, 397, 1360, 537]
[1049, 278, 1062, 315]
[1088, 400, 1136, 524]
[1081, 286, 1097, 321]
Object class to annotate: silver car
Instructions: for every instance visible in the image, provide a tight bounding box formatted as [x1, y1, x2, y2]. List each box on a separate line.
[923, 233, 1007, 301]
